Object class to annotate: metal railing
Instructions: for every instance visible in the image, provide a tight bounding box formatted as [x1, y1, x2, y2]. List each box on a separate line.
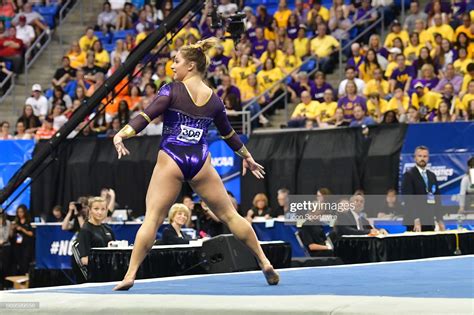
[24, 30, 52, 87]
[228, 110, 252, 137]
[337, 7, 385, 80]
[242, 56, 318, 130]
[0, 72, 15, 108]
[59, 0, 82, 46]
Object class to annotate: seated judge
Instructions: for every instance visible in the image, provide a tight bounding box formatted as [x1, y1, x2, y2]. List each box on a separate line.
[162, 203, 191, 245]
[334, 194, 386, 237]
[77, 197, 115, 266]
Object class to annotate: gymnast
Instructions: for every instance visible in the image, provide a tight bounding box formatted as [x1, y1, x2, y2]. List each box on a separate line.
[112, 37, 279, 290]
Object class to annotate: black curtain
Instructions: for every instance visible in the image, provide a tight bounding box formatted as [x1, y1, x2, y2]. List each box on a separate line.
[241, 125, 408, 211]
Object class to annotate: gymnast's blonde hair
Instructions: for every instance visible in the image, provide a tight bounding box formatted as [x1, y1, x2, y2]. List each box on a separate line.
[179, 37, 219, 74]
[168, 203, 192, 224]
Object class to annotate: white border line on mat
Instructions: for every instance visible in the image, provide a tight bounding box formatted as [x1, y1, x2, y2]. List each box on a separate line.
[7, 254, 473, 293]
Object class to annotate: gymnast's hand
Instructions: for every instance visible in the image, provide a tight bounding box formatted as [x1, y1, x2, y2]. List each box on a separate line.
[113, 135, 130, 159]
[243, 155, 265, 179]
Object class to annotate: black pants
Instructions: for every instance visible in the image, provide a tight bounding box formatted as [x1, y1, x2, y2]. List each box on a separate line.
[0, 245, 11, 289]
[11, 243, 33, 275]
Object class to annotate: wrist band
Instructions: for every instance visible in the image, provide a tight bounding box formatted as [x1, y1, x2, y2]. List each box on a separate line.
[235, 145, 250, 159]
[118, 124, 136, 139]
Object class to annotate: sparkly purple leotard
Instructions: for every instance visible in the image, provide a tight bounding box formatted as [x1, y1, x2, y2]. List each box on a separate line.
[128, 81, 243, 180]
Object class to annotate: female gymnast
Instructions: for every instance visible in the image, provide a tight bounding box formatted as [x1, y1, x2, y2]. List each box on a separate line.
[112, 37, 279, 290]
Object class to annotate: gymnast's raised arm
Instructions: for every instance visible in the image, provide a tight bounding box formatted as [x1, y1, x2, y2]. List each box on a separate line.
[113, 84, 172, 159]
[213, 103, 265, 179]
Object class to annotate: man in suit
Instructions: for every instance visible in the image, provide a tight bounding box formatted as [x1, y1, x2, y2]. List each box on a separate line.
[334, 194, 386, 237]
[401, 145, 441, 231]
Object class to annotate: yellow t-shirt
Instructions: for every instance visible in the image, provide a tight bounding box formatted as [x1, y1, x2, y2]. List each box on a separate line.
[314, 101, 337, 122]
[174, 27, 201, 45]
[274, 9, 292, 28]
[293, 37, 309, 59]
[384, 31, 409, 48]
[79, 35, 98, 52]
[411, 91, 442, 111]
[384, 61, 398, 79]
[427, 24, 454, 42]
[386, 95, 411, 112]
[461, 73, 474, 93]
[307, 6, 330, 22]
[260, 50, 285, 67]
[165, 59, 173, 77]
[367, 98, 389, 116]
[453, 58, 473, 75]
[359, 62, 378, 82]
[419, 30, 433, 46]
[135, 32, 147, 45]
[257, 67, 285, 93]
[461, 93, 474, 111]
[291, 101, 319, 120]
[230, 65, 256, 87]
[363, 79, 389, 97]
[94, 50, 110, 69]
[281, 55, 302, 74]
[310, 35, 339, 58]
[404, 44, 423, 61]
[240, 82, 260, 103]
[67, 51, 86, 69]
[455, 25, 474, 40]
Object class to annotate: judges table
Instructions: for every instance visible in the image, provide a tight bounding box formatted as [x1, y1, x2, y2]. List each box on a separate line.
[334, 230, 474, 264]
[88, 241, 292, 282]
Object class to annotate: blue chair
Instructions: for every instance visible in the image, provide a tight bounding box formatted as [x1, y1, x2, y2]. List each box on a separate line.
[104, 43, 116, 53]
[131, 0, 145, 9]
[94, 31, 112, 44]
[300, 59, 316, 73]
[112, 30, 135, 42]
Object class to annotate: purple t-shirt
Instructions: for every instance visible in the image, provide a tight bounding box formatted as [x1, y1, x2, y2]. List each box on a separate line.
[287, 26, 298, 40]
[290, 80, 317, 98]
[313, 83, 333, 102]
[337, 95, 367, 120]
[390, 66, 416, 89]
[252, 39, 268, 58]
[209, 55, 230, 72]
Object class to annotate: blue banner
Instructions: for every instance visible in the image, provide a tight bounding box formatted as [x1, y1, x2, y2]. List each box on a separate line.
[208, 134, 246, 203]
[399, 122, 474, 204]
[0, 140, 35, 215]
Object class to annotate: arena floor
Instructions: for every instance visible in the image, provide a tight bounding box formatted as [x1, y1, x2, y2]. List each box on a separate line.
[1, 255, 473, 315]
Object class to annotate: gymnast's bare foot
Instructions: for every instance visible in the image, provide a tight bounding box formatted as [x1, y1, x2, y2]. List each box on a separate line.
[113, 276, 135, 291]
[261, 261, 280, 285]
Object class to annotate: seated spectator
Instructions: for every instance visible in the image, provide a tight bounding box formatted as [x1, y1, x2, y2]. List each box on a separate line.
[289, 71, 316, 100]
[433, 101, 456, 122]
[439, 83, 462, 117]
[0, 0, 16, 24]
[270, 188, 289, 218]
[0, 27, 24, 73]
[65, 68, 90, 99]
[293, 25, 310, 59]
[329, 107, 350, 127]
[404, 32, 423, 63]
[433, 63, 462, 94]
[352, 0, 377, 43]
[105, 117, 121, 138]
[338, 66, 365, 97]
[387, 87, 410, 117]
[411, 82, 442, 120]
[366, 93, 388, 121]
[377, 188, 402, 217]
[11, 204, 34, 275]
[251, 27, 268, 58]
[389, 54, 416, 93]
[460, 80, 474, 117]
[300, 218, 333, 257]
[328, 5, 351, 41]
[315, 89, 337, 126]
[66, 41, 86, 70]
[0, 211, 12, 289]
[288, 91, 318, 128]
[46, 205, 64, 223]
[260, 40, 284, 68]
[26, 84, 48, 120]
[256, 58, 285, 113]
[162, 203, 191, 245]
[83, 51, 106, 83]
[50, 104, 68, 130]
[78, 26, 98, 53]
[334, 194, 385, 237]
[15, 15, 34, 47]
[35, 116, 56, 140]
[116, 100, 130, 126]
[209, 44, 230, 75]
[0, 120, 12, 139]
[403, 1, 428, 31]
[52, 56, 77, 88]
[12, 2, 49, 34]
[384, 20, 409, 48]
[116, 2, 137, 30]
[218, 74, 242, 106]
[413, 47, 439, 76]
[338, 81, 367, 121]
[96, 1, 117, 33]
[92, 40, 110, 70]
[453, 47, 471, 76]
[347, 43, 364, 75]
[17, 104, 41, 134]
[455, 13, 473, 40]
[312, 71, 333, 102]
[404, 105, 422, 123]
[77, 197, 115, 267]
[229, 54, 259, 88]
[13, 121, 32, 139]
[364, 67, 389, 99]
[381, 110, 399, 124]
[414, 64, 439, 91]
[110, 39, 129, 64]
[246, 193, 272, 222]
[427, 13, 453, 42]
[349, 104, 376, 127]
[310, 23, 339, 74]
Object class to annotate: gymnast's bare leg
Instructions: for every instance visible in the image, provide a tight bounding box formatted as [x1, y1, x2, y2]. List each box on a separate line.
[189, 156, 280, 285]
[113, 151, 183, 290]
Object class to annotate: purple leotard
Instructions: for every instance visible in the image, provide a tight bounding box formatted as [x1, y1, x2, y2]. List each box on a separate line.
[128, 81, 243, 180]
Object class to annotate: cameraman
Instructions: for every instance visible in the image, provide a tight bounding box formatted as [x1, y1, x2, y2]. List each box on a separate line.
[61, 200, 87, 232]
